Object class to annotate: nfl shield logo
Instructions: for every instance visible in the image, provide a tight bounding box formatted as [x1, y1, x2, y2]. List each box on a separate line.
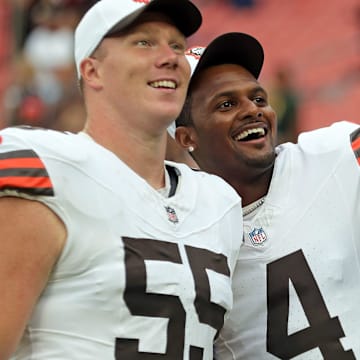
[248, 227, 267, 246]
[165, 206, 179, 224]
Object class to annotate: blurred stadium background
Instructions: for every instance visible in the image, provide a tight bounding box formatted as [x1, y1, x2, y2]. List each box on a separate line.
[0, 0, 359, 141]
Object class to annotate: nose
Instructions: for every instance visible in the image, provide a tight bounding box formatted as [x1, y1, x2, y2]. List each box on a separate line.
[156, 44, 179, 69]
[242, 99, 262, 118]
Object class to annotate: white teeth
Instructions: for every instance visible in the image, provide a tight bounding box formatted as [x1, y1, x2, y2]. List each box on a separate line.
[235, 127, 265, 141]
[150, 80, 176, 89]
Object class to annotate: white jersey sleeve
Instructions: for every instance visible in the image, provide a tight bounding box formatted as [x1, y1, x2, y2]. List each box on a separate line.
[0, 126, 243, 360]
[215, 121, 360, 359]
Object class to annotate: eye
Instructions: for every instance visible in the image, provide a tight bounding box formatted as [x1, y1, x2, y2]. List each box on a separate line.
[170, 42, 186, 54]
[254, 96, 267, 105]
[218, 100, 235, 111]
[137, 40, 151, 47]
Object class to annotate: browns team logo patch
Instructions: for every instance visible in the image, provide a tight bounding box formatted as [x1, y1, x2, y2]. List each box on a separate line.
[248, 227, 267, 246]
[0, 149, 54, 196]
[185, 46, 205, 60]
[165, 206, 179, 224]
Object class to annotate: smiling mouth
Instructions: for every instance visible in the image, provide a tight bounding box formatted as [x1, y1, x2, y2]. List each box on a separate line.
[233, 127, 266, 141]
[149, 80, 177, 89]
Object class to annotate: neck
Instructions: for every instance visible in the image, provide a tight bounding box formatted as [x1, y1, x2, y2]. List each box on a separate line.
[195, 150, 275, 207]
[219, 167, 273, 207]
[235, 182, 269, 207]
[83, 120, 167, 190]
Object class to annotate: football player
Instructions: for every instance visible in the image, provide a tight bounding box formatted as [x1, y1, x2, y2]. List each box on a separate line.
[0, 2, 244, 359]
[176, 32, 360, 359]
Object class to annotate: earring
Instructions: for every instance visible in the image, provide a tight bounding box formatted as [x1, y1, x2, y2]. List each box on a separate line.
[188, 146, 194, 153]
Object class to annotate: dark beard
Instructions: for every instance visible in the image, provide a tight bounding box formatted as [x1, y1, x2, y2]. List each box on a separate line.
[242, 148, 276, 171]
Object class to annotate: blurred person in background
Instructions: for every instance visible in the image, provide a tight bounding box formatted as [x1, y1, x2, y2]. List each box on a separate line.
[268, 65, 300, 145]
[0, 1, 13, 128]
[231, 0, 255, 9]
[4, 0, 91, 131]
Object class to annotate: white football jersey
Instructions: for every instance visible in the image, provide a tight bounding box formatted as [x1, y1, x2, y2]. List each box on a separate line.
[215, 121, 360, 359]
[0, 126, 243, 360]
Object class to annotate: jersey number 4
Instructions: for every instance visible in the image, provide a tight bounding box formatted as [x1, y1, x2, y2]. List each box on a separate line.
[267, 249, 355, 359]
[115, 237, 230, 359]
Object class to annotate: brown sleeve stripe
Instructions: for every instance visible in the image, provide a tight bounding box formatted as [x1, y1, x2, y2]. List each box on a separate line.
[350, 128, 360, 165]
[0, 149, 40, 160]
[0, 149, 54, 196]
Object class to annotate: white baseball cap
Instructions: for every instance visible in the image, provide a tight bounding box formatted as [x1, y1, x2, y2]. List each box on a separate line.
[185, 46, 204, 74]
[74, 0, 202, 78]
[167, 48, 203, 138]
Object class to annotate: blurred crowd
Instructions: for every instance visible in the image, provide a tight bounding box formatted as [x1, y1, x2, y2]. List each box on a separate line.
[2, 0, 300, 143]
[3, 0, 96, 132]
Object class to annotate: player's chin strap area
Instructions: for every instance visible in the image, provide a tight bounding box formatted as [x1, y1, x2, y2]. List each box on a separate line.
[166, 165, 180, 197]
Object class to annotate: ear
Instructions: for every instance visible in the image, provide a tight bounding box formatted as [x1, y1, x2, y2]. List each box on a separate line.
[166, 133, 199, 168]
[175, 126, 198, 152]
[79, 57, 103, 90]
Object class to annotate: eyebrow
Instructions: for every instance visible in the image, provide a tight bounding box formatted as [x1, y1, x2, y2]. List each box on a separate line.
[215, 85, 267, 98]
[251, 85, 267, 94]
[213, 90, 237, 99]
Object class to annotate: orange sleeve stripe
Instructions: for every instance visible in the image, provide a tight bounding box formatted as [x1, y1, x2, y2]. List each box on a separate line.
[0, 176, 53, 189]
[351, 137, 360, 152]
[0, 157, 46, 170]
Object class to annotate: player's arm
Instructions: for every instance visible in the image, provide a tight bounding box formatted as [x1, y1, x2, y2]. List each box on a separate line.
[0, 197, 66, 359]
